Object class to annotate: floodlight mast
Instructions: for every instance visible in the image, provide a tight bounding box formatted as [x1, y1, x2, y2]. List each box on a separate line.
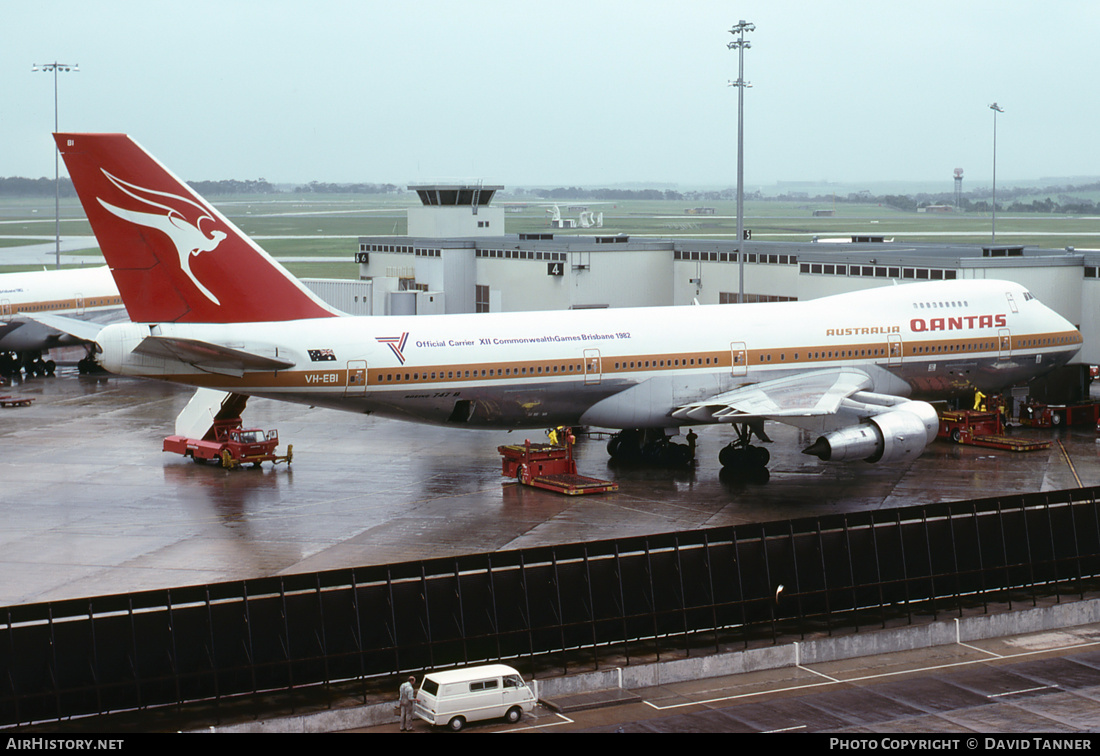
[32, 62, 79, 269]
[989, 102, 1003, 244]
[728, 20, 754, 303]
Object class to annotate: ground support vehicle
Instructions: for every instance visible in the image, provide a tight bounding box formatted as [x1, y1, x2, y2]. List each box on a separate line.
[414, 664, 537, 731]
[0, 395, 33, 408]
[498, 439, 617, 495]
[163, 418, 292, 469]
[1019, 400, 1100, 429]
[938, 410, 1050, 452]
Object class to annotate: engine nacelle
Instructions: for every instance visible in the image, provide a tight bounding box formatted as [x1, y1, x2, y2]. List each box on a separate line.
[803, 401, 939, 464]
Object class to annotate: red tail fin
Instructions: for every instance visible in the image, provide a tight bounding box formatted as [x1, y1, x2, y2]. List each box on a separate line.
[56, 133, 338, 323]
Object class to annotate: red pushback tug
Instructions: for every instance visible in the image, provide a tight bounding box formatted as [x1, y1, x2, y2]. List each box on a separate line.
[1019, 400, 1100, 429]
[937, 410, 1050, 452]
[498, 438, 618, 495]
[163, 418, 292, 469]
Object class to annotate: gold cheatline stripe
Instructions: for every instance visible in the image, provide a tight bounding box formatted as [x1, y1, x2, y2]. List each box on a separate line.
[155, 329, 1080, 390]
[2, 297, 125, 314]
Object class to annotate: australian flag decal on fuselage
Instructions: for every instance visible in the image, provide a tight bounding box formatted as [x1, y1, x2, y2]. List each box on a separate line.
[308, 348, 337, 362]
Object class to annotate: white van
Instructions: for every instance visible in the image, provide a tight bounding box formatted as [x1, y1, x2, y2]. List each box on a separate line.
[414, 664, 537, 731]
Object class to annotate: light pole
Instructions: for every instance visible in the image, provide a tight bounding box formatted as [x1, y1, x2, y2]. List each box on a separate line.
[32, 62, 79, 269]
[728, 20, 754, 303]
[989, 102, 1003, 244]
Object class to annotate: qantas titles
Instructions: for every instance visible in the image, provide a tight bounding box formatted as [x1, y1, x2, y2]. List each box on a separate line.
[911, 314, 1007, 332]
[827, 314, 1009, 337]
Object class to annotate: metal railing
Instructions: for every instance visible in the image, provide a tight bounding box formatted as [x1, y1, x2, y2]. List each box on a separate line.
[4, 486, 1100, 727]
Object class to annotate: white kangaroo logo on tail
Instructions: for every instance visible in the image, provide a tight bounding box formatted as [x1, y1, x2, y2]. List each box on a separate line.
[97, 170, 227, 305]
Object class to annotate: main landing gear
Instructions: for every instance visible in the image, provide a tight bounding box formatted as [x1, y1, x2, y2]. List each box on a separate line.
[718, 421, 771, 484]
[606, 423, 773, 482]
[76, 344, 106, 375]
[0, 351, 56, 379]
[606, 429, 694, 467]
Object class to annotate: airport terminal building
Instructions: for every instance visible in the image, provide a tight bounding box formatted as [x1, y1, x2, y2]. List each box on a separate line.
[354, 185, 1100, 365]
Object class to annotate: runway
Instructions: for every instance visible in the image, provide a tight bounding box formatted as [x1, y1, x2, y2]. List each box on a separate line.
[2, 367, 1098, 608]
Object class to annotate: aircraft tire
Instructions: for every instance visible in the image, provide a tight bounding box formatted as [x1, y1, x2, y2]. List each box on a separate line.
[668, 442, 692, 466]
[719, 445, 740, 468]
[720, 444, 769, 473]
[608, 430, 643, 463]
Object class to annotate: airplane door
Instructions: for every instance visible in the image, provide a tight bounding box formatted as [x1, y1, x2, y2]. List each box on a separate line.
[730, 342, 747, 376]
[0, 299, 9, 321]
[887, 334, 903, 367]
[75, 293, 85, 316]
[346, 360, 367, 396]
[998, 329, 1012, 360]
[583, 349, 601, 385]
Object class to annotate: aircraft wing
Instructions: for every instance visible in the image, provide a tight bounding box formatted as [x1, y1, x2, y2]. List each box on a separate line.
[133, 336, 296, 376]
[671, 368, 876, 423]
[23, 312, 110, 343]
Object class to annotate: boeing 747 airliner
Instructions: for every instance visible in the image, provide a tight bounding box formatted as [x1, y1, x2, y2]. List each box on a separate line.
[49, 133, 1083, 476]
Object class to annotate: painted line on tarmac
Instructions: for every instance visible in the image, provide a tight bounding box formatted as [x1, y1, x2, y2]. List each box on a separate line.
[642, 637, 1100, 712]
[1059, 440, 1083, 487]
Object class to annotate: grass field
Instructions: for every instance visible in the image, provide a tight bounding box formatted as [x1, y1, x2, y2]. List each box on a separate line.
[2, 192, 1098, 276]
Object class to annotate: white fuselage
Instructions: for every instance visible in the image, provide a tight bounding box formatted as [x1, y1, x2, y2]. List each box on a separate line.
[97, 279, 1081, 431]
[0, 266, 124, 351]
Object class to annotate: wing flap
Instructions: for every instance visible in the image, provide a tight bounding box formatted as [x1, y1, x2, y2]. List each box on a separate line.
[672, 368, 874, 423]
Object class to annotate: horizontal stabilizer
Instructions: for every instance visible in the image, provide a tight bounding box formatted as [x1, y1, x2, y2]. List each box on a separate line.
[134, 336, 295, 375]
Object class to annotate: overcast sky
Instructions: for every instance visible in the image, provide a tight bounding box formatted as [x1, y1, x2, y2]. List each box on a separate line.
[5, 1, 1097, 189]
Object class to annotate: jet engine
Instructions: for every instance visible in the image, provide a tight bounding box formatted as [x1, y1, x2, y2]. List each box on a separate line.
[802, 400, 939, 464]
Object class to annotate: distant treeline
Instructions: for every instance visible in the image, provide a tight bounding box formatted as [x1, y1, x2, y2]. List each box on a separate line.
[524, 186, 687, 201]
[0, 176, 400, 197]
[3, 175, 1099, 213]
[881, 193, 1100, 215]
[181, 179, 402, 195]
[522, 182, 1100, 214]
[296, 181, 400, 194]
[0, 176, 77, 197]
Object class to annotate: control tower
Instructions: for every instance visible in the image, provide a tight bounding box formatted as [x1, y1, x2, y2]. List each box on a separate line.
[407, 184, 505, 237]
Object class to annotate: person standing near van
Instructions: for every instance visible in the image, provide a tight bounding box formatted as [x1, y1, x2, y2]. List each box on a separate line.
[399, 676, 417, 731]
